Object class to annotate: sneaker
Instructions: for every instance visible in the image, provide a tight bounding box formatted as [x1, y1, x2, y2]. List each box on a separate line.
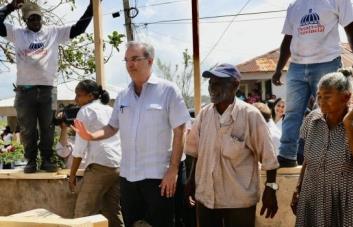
[40, 159, 58, 172]
[277, 155, 297, 168]
[24, 159, 37, 173]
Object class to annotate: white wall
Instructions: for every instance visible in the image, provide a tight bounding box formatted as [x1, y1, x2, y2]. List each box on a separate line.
[272, 72, 287, 99]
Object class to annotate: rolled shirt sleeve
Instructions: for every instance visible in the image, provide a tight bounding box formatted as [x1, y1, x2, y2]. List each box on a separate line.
[338, 0, 353, 27]
[184, 111, 202, 158]
[248, 110, 279, 171]
[52, 25, 71, 44]
[72, 108, 89, 159]
[56, 142, 73, 158]
[282, 4, 294, 35]
[108, 94, 120, 129]
[4, 23, 16, 42]
[167, 84, 190, 129]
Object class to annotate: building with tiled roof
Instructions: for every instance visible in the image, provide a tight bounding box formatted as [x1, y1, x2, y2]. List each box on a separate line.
[236, 43, 353, 100]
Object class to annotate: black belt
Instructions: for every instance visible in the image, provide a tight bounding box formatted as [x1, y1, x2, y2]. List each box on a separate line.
[14, 85, 53, 92]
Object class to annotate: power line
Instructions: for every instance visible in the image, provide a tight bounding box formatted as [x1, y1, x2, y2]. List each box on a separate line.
[134, 9, 286, 25]
[137, 0, 188, 8]
[201, 0, 253, 64]
[134, 16, 284, 25]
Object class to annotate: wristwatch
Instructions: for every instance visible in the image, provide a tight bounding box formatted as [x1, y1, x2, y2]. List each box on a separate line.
[265, 182, 279, 190]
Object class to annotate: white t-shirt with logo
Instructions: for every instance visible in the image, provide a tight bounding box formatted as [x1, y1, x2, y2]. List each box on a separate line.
[282, 0, 353, 64]
[5, 24, 71, 86]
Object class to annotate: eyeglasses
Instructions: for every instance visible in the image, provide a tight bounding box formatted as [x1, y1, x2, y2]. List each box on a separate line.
[123, 56, 147, 63]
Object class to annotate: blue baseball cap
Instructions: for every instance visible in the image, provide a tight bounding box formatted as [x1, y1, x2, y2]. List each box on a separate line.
[202, 64, 241, 81]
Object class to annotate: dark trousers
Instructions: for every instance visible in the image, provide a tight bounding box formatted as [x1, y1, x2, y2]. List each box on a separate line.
[197, 202, 256, 227]
[120, 177, 175, 227]
[15, 86, 56, 160]
[175, 160, 196, 227]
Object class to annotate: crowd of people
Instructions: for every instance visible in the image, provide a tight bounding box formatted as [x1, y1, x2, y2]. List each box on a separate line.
[0, 0, 353, 226]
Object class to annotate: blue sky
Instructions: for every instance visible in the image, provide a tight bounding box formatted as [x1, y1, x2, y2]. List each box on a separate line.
[0, 0, 349, 99]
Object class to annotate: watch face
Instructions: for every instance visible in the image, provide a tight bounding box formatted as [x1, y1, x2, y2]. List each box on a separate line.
[272, 184, 279, 190]
[267, 183, 278, 190]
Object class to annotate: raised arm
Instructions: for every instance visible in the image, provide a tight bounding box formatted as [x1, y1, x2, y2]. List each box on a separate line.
[0, 1, 22, 37]
[69, 0, 99, 39]
[72, 119, 118, 141]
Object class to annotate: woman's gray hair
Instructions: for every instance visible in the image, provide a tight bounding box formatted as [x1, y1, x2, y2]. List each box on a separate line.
[317, 67, 353, 93]
[126, 41, 155, 59]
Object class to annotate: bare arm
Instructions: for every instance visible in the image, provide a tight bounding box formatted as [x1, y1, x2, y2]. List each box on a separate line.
[0, 1, 21, 37]
[344, 22, 353, 52]
[344, 109, 353, 155]
[59, 124, 69, 146]
[272, 35, 292, 86]
[72, 119, 118, 141]
[68, 157, 82, 193]
[260, 169, 278, 218]
[170, 124, 185, 169]
[69, 0, 95, 39]
[160, 123, 185, 198]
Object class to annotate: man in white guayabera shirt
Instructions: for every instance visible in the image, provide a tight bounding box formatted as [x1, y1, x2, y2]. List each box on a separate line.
[73, 41, 190, 227]
[0, 0, 97, 173]
[272, 0, 353, 167]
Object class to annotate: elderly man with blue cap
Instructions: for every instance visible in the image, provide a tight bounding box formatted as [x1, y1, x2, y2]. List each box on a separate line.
[184, 64, 279, 227]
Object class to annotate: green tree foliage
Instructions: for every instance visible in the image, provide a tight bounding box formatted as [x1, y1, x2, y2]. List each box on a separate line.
[0, 0, 125, 79]
[156, 49, 194, 108]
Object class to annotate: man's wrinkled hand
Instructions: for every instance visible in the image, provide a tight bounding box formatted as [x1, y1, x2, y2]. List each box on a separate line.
[159, 166, 178, 198]
[184, 178, 196, 207]
[260, 187, 278, 218]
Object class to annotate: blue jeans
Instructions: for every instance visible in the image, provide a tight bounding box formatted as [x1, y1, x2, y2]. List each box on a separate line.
[14, 86, 56, 161]
[279, 57, 342, 160]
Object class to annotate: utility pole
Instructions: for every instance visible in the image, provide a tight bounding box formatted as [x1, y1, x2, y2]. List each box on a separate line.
[92, 0, 105, 88]
[192, 0, 201, 114]
[123, 0, 134, 41]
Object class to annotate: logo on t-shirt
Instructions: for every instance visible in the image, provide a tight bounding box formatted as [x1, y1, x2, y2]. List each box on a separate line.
[298, 9, 325, 35]
[20, 41, 48, 58]
[29, 42, 44, 50]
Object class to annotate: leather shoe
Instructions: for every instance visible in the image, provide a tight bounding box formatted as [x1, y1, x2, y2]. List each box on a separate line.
[24, 159, 37, 173]
[40, 159, 57, 172]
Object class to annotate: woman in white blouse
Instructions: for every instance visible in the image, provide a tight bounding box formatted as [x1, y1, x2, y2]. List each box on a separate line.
[68, 79, 124, 227]
[271, 98, 286, 131]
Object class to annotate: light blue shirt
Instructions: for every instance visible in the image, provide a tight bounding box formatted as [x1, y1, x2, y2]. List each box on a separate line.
[109, 75, 190, 182]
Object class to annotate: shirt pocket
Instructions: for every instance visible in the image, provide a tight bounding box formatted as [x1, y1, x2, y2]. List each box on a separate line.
[145, 103, 166, 124]
[222, 135, 246, 159]
[221, 134, 252, 165]
[221, 135, 255, 189]
[118, 100, 131, 126]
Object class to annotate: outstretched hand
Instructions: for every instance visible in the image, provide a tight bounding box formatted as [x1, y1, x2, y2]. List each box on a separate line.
[71, 119, 93, 141]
